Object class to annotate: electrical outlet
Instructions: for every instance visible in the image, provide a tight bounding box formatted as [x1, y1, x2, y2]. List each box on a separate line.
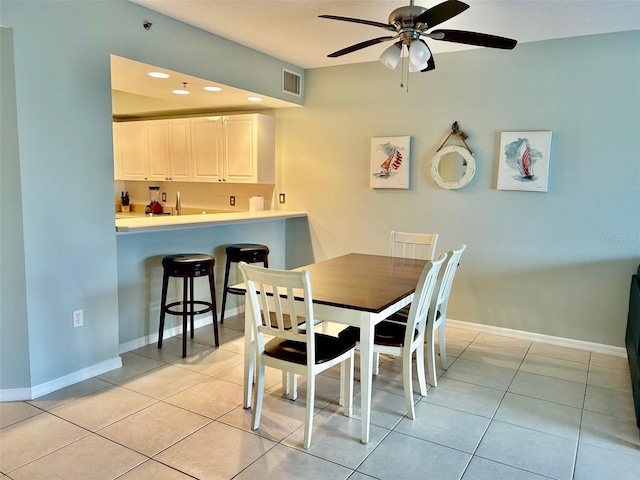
[73, 309, 83, 328]
[162, 192, 166, 202]
[279, 193, 286, 204]
[230, 196, 235, 206]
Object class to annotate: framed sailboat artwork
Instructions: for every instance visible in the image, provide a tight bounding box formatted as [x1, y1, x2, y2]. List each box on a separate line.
[497, 131, 552, 192]
[370, 136, 410, 189]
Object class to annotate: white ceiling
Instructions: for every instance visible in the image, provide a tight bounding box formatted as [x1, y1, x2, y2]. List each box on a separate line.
[115, 0, 640, 116]
[128, 0, 640, 69]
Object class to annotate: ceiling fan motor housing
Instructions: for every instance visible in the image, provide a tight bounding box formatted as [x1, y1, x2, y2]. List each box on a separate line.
[389, 6, 428, 43]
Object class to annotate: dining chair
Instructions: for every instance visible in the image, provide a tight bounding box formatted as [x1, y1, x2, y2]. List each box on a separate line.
[390, 230, 439, 260]
[426, 244, 467, 387]
[339, 254, 445, 420]
[238, 261, 356, 449]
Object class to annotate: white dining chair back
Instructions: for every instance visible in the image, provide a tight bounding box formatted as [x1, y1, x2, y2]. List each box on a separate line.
[390, 231, 439, 260]
[339, 253, 445, 420]
[239, 262, 355, 449]
[426, 244, 467, 387]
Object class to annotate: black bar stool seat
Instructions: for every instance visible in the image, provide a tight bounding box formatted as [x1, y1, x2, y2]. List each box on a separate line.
[220, 243, 269, 324]
[158, 253, 219, 358]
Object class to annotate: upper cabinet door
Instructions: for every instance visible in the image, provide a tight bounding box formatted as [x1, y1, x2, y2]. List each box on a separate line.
[147, 120, 169, 181]
[168, 119, 192, 181]
[191, 117, 224, 182]
[113, 122, 123, 180]
[119, 121, 148, 180]
[225, 114, 275, 184]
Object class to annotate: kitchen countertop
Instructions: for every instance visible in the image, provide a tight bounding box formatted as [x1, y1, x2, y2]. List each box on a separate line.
[115, 209, 307, 234]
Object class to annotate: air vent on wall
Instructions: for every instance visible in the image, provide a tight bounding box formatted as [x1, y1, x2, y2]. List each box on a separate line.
[282, 69, 301, 97]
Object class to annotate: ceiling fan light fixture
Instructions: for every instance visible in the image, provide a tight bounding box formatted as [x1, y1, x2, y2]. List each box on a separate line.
[379, 43, 402, 70]
[408, 40, 431, 71]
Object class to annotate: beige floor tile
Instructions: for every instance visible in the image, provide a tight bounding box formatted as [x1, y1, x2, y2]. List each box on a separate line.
[587, 365, 633, 393]
[117, 459, 195, 479]
[50, 385, 156, 431]
[98, 402, 211, 456]
[27, 377, 112, 411]
[459, 343, 527, 370]
[163, 377, 244, 419]
[584, 384, 636, 420]
[0, 401, 42, 428]
[234, 443, 352, 480]
[214, 360, 283, 391]
[445, 327, 479, 342]
[218, 393, 307, 442]
[9, 434, 145, 480]
[120, 364, 209, 400]
[590, 352, 629, 371]
[155, 421, 276, 480]
[528, 342, 591, 364]
[0, 413, 89, 472]
[217, 335, 245, 355]
[443, 358, 517, 391]
[472, 333, 532, 353]
[508, 371, 586, 408]
[171, 347, 245, 377]
[97, 352, 165, 384]
[520, 353, 588, 384]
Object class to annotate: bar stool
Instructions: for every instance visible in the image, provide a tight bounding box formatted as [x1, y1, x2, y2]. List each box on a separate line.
[158, 253, 219, 358]
[220, 243, 269, 324]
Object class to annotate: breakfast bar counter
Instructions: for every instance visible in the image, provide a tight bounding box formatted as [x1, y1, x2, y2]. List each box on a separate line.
[116, 210, 307, 234]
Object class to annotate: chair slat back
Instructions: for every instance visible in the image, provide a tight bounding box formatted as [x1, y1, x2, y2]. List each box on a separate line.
[390, 231, 439, 260]
[239, 262, 313, 346]
[433, 244, 467, 311]
[404, 254, 446, 345]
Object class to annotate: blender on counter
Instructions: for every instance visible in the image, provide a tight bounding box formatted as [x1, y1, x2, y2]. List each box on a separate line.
[146, 186, 163, 214]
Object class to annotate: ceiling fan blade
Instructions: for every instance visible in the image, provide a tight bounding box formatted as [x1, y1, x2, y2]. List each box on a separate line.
[431, 29, 517, 49]
[421, 56, 436, 72]
[327, 36, 396, 58]
[415, 0, 469, 29]
[319, 15, 396, 32]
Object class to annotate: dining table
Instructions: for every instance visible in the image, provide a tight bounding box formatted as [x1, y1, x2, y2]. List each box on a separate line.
[230, 252, 428, 444]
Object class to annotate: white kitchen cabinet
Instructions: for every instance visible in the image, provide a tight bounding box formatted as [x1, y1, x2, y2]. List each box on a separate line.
[190, 116, 224, 182]
[118, 121, 148, 181]
[147, 120, 170, 181]
[168, 118, 192, 181]
[114, 114, 274, 184]
[191, 114, 275, 184]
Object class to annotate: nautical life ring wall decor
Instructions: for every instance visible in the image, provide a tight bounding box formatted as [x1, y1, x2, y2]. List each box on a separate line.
[430, 145, 476, 190]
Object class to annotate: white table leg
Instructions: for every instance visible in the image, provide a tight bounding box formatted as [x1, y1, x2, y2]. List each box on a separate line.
[359, 312, 374, 444]
[243, 296, 254, 409]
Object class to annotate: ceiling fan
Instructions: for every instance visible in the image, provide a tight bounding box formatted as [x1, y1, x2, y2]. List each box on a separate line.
[319, 0, 517, 73]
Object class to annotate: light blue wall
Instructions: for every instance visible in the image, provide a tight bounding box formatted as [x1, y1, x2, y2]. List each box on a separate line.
[0, 27, 31, 391]
[0, 0, 303, 392]
[276, 31, 640, 347]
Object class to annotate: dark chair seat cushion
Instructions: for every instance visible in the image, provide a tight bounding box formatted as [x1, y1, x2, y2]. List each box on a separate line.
[385, 306, 440, 325]
[339, 322, 419, 348]
[264, 333, 355, 365]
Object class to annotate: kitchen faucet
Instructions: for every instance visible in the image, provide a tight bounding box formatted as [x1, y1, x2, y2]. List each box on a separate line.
[176, 191, 181, 215]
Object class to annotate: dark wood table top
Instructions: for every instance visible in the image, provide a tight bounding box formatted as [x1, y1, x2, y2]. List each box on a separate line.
[230, 253, 427, 314]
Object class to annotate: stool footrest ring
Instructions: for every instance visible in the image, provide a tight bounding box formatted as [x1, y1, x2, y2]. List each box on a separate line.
[164, 300, 214, 317]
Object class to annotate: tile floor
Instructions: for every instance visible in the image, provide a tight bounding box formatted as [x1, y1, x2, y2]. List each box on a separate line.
[1, 316, 638, 480]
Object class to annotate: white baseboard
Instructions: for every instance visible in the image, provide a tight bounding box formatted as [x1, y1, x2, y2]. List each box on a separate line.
[447, 319, 627, 358]
[0, 356, 123, 402]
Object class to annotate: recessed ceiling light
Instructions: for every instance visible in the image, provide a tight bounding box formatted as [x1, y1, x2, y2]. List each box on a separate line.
[247, 96, 263, 102]
[172, 82, 189, 95]
[148, 72, 169, 78]
[204, 86, 222, 92]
